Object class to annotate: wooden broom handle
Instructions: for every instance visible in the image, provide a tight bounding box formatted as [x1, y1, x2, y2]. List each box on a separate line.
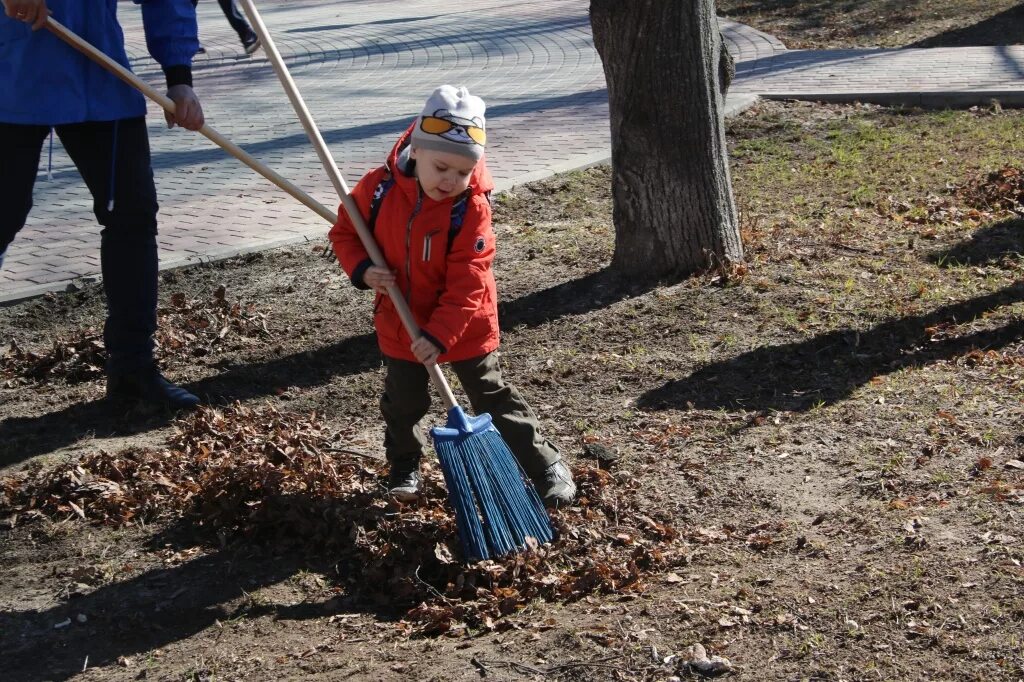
[43, 16, 337, 225]
[236, 0, 460, 410]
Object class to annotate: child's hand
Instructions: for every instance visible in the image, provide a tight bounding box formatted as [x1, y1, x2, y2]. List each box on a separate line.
[411, 336, 441, 365]
[364, 266, 397, 294]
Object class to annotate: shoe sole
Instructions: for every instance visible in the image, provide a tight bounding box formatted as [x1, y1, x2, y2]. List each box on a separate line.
[542, 483, 577, 508]
[388, 489, 421, 503]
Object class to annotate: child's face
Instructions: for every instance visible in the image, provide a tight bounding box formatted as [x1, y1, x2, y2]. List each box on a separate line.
[410, 147, 477, 201]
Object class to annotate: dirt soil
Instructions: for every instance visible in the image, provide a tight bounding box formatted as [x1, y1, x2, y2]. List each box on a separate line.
[716, 0, 1024, 49]
[2, 101, 1024, 681]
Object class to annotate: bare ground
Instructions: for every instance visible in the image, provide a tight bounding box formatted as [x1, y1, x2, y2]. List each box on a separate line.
[2, 101, 1024, 681]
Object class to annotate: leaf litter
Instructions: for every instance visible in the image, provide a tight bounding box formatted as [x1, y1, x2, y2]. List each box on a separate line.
[882, 165, 1024, 228]
[0, 284, 267, 386]
[0, 403, 687, 636]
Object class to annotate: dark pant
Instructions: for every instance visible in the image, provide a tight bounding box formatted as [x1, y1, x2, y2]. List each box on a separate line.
[192, 0, 256, 41]
[0, 118, 159, 373]
[381, 352, 562, 479]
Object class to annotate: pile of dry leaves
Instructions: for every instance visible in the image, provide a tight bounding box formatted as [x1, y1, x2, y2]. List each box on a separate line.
[1, 285, 267, 386]
[0, 404, 686, 635]
[157, 284, 269, 358]
[1, 333, 106, 386]
[957, 166, 1024, 213]
[880, 166, 1024, 229]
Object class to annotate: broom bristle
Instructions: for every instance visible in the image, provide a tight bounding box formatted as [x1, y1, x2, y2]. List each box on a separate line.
[432, 407, 555, 561]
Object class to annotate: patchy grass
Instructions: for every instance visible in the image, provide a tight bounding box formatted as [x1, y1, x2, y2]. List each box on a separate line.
[718, 0, 1024, 49]
[730, 101, 1024, 337]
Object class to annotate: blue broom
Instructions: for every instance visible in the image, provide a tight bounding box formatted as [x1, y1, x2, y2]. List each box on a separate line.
[433, 405, 554, 561]
[234, 0, 554, 561]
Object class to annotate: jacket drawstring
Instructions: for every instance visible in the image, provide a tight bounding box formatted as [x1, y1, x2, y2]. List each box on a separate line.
[46, 127, 54, 181]
[107, 119, 119, 212]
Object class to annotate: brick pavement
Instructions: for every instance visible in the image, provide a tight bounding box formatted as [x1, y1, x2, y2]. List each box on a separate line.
[733, 46, 1024, 108]
[1, 1, 1019, 302]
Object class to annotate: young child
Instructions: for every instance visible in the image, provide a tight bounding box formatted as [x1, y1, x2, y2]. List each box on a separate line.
[329, 85, 576, 507]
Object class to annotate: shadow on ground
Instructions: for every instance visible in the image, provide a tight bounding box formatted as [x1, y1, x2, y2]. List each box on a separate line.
[0, 268, 637, 468]
[927, 216, 1024, 267]
[909, 4, 1024, 47]
[0, 497, 409, 682]
[639, 281, 1024, 414]
[41, 89, 610, 186]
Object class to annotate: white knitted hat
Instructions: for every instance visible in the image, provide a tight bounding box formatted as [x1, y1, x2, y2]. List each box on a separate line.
[410, 85, 486, 161]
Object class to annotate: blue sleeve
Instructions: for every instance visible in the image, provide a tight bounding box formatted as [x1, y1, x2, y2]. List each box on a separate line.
[135, 0, 199, 69]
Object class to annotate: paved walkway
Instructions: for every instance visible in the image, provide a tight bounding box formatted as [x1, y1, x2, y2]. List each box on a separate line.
[0, 1, 1021, 301]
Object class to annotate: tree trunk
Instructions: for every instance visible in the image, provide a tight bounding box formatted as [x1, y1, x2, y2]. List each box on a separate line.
[590, 0, 742, 279]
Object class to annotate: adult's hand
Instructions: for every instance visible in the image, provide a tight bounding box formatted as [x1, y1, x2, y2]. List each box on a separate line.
[165, 84, 204, 131]
[3, 0, 50, 31]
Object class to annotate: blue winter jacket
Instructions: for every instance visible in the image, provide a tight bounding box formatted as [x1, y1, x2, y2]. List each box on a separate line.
[0, 0, 198, 125]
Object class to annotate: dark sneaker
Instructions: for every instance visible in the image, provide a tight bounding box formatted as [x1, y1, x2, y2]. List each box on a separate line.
[534, 460, 576, 507]
[107, 366, 200, 411]
[195, 44, 207, 55]
[242, 34, 261, 56]
[387, 464, 423, 502]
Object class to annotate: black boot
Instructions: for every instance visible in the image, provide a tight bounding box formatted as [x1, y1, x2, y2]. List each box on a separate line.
[387, 459, 423, 502]
[107, 365, 200, 410]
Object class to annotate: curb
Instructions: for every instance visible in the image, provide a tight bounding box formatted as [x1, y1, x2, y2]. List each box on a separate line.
[759, 90, 1024, 109]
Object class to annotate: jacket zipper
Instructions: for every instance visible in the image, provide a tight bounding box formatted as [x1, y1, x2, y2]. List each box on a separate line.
[404, 189, 424, 305]
[423, 229, 439, 262]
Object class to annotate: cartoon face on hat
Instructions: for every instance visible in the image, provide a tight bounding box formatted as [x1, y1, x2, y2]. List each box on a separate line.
[411, 85, 487, 162]
[419, 109, 487, 147]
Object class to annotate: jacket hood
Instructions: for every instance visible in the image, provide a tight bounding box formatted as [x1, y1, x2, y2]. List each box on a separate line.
[385, 122, 495, 201]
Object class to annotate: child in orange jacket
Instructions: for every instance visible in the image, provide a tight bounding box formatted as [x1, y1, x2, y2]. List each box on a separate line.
[329, 85, 575, 506]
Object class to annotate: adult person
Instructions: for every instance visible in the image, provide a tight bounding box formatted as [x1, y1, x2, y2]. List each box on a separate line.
[191, 0, 260, 55]
[0, 0, 206, 409]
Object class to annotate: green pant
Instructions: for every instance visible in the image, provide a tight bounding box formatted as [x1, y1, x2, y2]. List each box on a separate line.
[380, 352, 561, 479]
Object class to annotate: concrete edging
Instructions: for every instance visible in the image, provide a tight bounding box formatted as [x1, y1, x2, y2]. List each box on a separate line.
[760, 91, 1024, 109]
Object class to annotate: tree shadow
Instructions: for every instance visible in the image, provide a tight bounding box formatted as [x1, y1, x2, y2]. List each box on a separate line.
[0, 492, 412, 682]
[928, 216, 1024, 267]
[284, 14, 446, 34]
[1, 267, 641, 468]
[38, 88, 610, 187]
[498, 268, 636, 328]
[140, 13, 591, 81]
[638, 282, 1024, 414]
[908, 4, 1024, 48]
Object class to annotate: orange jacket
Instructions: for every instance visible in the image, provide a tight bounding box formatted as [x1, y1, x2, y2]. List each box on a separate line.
[329, 124, 499, 363]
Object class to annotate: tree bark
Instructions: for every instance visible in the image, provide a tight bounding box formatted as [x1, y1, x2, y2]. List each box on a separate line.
[590, 0, 742, 279]
[720, 35, 735, 95]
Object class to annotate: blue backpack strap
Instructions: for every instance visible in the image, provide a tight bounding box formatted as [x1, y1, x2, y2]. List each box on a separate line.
[364, 181, 482, 255]
[446, 188, 483, 254]
[368, 173, 395, 233]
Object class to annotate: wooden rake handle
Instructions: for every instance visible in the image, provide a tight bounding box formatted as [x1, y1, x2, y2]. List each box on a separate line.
[43, 16, 337, 225]
[236, 0, 460, 411]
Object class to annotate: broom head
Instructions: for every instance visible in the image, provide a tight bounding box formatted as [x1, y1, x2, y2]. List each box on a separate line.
[432, 406, 555, 561]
